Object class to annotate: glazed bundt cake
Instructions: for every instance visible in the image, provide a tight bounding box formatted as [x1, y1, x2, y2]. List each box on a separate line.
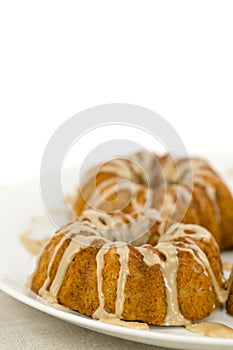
[73, 152, 233, 250]
[29, 209, 231, 326]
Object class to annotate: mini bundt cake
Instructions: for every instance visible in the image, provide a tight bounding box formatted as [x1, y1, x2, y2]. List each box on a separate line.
[29, 209, 230, 326]
[73, 152, 233, 250]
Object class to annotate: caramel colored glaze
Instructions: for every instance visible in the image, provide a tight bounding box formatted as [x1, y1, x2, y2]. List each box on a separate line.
[97, 318, 149, 330]
[41, 237, 71, 294]
[177, 249, 219, 321]
[73, 173, 114, 215]
[58, 246, 100, 316]
[74, 156, 149, 216]
[152, 182, 222, 248]
[186, 322, 233, 338]
[194, 241, 223, 290]
[73, 153, 233, 250]
[31, 234, 65, 294]
[29, 218, 230, 326]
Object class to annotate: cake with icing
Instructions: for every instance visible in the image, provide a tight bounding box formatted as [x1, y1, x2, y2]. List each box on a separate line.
[29, 151, 233, 326]
[73, 152, 233, 250]
[29, 209, 232, 326]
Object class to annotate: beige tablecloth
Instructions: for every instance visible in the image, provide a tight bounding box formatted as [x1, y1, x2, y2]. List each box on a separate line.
[0, 291, 171, 350]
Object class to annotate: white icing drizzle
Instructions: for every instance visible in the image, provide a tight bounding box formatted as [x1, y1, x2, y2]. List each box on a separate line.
[99, 158, 139, 182]
[152, 184, 193, 230]
[82, 156, 147, 211]
[136, 223, 230, 325]
[37, 220, 103, 297]
[136, 245, 160, 267]
[85, 176, 120, 209]
[165, 223, 214, 243]
[179, 240, 229, 303]
[186, 322, 233, 338]
[178, 158, 215, 182]
[159, 158, 222, 228]
[115, 245, 130, 317]
[156, 241, 190, 325]
[161, 224, 230, 303]
[82, 208, 162, 246]
[79, 153, 162, 214]
[49, 234, 98, 298]
[38, 234, 69, 296]
[93, 243, 129, 321]
[61, 220, 100, 236]
[129, 151, 160, 187]
[93, 243, 111, 319]
[87, 175, 151, 214]
[96, 317, 149, 330]
[82, 209, 121, 228]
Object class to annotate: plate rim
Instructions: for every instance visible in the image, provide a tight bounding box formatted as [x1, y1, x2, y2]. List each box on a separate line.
[1, 279, 233, 350]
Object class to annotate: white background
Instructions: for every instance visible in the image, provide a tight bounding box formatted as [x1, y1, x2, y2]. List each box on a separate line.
[0, 1, 233, 185]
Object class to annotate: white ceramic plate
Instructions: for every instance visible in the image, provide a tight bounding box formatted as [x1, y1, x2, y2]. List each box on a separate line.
[1, 154, 233, 350]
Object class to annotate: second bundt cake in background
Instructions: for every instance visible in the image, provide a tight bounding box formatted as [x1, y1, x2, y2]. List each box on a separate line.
[73, 151, 233, 250]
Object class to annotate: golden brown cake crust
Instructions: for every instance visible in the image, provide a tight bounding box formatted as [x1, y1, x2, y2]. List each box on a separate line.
[30, 222, 227, 326]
